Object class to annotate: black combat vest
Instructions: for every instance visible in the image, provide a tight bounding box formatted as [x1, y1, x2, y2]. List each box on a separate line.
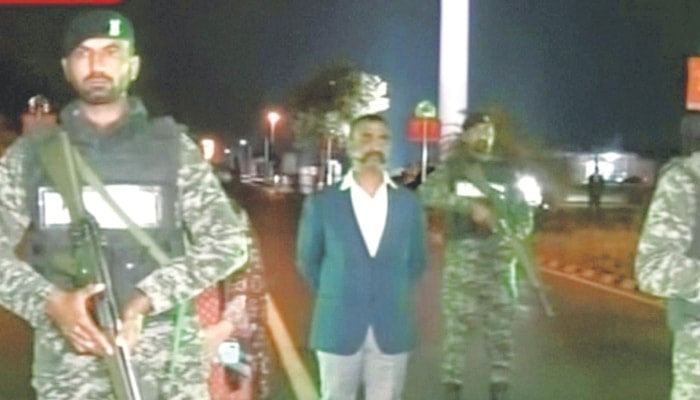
[24, 107, 186, 309]
[445, 158, 515, 241]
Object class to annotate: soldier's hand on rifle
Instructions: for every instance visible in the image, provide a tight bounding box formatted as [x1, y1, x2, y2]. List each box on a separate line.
[469, 200, 496, 233]
[46, 283, 114, 356]
[118, 291, 152, 350]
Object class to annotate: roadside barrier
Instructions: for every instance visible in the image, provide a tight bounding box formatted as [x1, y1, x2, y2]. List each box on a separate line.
[539, 259, 664, 309]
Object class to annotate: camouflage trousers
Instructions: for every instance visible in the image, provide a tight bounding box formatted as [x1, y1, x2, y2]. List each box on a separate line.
[32, 309, 210, 400]
[441, 238, 515, 385]
[671, 321, 700, 400]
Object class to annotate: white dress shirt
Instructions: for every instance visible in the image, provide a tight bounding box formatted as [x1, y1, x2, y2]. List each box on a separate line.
[340, 171, 397, 257]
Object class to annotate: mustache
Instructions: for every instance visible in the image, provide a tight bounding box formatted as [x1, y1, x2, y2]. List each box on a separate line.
[83, 72, 113, 83]
[359, 151, 386, 163]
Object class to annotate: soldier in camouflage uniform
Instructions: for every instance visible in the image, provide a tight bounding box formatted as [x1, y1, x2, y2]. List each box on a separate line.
[0, 10, 250, 400]
[635, 135, 700, 400]
[419, 112, 533, 400]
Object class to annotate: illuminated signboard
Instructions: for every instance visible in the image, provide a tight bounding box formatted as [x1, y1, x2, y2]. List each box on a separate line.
[687, 57, 700, 111]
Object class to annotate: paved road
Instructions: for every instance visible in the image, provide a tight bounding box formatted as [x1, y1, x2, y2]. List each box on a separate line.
[0, 182, 672, 399]
[235, 184, 671, 400]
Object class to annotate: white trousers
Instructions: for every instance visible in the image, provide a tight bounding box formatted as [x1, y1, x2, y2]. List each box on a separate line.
[316, 328, 410, 400]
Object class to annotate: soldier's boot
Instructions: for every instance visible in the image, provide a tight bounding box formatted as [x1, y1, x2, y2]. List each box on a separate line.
[443, 383, 461, 400]
[490, 382, 509, 400]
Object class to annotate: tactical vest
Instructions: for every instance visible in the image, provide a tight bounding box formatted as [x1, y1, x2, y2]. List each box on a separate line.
[446, 158, 515, 241]
[24, 116, 185, 309]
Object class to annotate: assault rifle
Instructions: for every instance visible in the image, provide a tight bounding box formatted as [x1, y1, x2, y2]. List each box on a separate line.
[71, 216, 144, 400]
[464, 164, 555, 317]
[38, 130, 144, 400]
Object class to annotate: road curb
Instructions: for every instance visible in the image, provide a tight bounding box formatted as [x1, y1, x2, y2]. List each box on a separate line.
[539, 258, 664, 309]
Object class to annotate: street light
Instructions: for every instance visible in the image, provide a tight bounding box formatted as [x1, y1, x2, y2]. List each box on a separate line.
[200, 137, 216, 162]
[265, 111, 281, 176]
[239, 139, 250, 177]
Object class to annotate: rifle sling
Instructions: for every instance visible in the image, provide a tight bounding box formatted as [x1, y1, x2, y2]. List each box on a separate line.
[37, 132, 188, 378]
[36, 131, 86, 221]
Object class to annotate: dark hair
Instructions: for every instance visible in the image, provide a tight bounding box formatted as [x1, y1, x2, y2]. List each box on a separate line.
[461, 112, 492, 131]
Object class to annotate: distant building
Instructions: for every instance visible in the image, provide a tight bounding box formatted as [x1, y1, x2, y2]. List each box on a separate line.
[555, 151, 657, 185]
[546, 151, 659, 208]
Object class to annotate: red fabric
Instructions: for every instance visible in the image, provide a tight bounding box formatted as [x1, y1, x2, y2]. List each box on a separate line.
[195, 286, 253, 400]
[197, 286, 223, 326]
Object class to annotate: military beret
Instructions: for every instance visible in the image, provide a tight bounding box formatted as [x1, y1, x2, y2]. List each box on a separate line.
[63, 10, 134, 55]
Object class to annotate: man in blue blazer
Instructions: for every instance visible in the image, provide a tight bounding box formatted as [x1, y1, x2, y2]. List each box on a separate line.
[296, 114, 428, 400]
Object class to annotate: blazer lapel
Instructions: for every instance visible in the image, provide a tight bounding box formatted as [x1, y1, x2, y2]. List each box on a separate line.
[374, 187, 395, 259]
[336, 188, 369, 256]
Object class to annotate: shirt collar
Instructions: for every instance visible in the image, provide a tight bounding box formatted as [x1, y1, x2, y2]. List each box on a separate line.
[339, 170, 398, 191]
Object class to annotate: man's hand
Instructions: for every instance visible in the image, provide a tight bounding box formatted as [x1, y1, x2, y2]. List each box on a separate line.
[118, 291, 153, 350]
[202, 320, 235, 362]
[469, 200, 496, 232]
[45, 284, 114, 356]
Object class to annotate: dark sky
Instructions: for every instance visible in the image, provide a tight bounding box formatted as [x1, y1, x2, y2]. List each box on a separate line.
[469, 0, 698, 158]
[0, 1, 698, 166]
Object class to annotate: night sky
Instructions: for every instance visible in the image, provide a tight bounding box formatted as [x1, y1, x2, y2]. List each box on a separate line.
[1, 1, 698, 166]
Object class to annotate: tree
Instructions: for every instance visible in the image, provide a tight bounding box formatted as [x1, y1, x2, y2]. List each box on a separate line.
[289, 62, 390, 168]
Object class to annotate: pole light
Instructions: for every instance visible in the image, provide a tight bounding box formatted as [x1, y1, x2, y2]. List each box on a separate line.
[238, 139, 248, 177]
[265, 111, 281, 177]
[267, 111, 280, 144]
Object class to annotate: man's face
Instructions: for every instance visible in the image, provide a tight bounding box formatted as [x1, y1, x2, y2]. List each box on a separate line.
[348, 120, 391, 170]
[462, 121, 495, 156]
[61, 38, 140, 105]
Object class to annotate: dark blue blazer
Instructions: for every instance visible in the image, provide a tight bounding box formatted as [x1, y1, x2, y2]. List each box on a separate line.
[296, 182, 428, 355]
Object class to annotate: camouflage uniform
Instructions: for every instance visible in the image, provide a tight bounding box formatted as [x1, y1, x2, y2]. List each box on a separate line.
[0, 98, 250, 399]
[419, 159, 532, 387]
[635, 153, 700, 400]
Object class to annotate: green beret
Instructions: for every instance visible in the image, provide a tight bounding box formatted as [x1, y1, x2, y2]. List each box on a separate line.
[63, 10, 134, 55]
